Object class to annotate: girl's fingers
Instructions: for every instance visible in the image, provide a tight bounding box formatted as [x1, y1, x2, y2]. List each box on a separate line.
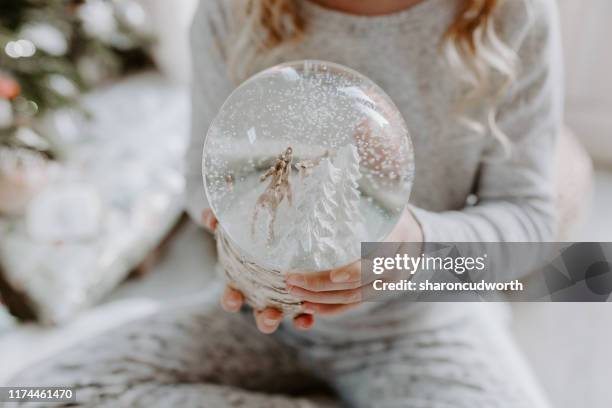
[301, 302, 359, 316]
[288, 285, 362, 304]
[221, 286, 243, 313]
[293, 313, 315, 330]
[285, 263, 363, 292]
[254, 308, 283, 334]
[221, 287, 284, 334]
[201, 208, 218, 232]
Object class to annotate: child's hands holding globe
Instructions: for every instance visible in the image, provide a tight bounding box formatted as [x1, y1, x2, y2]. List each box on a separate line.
[206, 208, 422, 334]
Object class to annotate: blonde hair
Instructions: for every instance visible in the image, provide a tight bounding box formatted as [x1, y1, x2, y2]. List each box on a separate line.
[227, 0, 523, 152]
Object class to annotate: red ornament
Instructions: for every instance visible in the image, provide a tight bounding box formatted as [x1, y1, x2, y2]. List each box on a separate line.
[0, 76, 21, 100]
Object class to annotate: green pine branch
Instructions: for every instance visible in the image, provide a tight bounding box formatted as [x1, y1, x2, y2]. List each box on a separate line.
[0, 0, 154, 153]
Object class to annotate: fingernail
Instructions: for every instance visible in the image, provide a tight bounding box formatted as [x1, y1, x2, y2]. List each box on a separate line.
[331, 270, 350, 283]
[301, 303, 314, 314]
[286, 273, 304, 286]
[226, 299, 238, 308]
[264, 317, 279, 326]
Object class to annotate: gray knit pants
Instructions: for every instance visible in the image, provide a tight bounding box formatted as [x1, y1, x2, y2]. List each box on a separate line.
[10, 301, 549, 407]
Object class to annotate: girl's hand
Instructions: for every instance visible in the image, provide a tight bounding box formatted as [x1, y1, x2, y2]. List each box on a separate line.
[206, 208, 315, 333]
[222, 264, 364, 333]
[286, 261, 365, 316]
[217, 209, 423, 333]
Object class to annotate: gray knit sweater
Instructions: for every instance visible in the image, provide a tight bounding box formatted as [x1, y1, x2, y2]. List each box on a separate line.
[186, 0, 563, 249]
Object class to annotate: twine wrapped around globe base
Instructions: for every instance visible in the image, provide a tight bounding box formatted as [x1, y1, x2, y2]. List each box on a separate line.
[216, 227, 303, 315]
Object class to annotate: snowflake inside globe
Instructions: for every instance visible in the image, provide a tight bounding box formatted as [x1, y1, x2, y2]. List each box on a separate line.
[203, 60, 415, 272]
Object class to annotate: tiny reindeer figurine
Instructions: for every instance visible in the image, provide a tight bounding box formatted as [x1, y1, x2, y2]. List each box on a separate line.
[252, 147, 294, 243]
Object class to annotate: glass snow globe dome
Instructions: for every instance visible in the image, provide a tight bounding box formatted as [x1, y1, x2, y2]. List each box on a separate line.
[203, 60, 414, 272]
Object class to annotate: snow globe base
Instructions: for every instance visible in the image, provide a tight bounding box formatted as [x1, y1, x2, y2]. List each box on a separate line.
[216, 228, 302, 314]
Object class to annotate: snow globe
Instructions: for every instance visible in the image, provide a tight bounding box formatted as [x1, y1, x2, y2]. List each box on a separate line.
[203, 60, 414, 312]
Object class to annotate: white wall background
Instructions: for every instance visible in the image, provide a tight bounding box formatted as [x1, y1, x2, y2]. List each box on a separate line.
[558, 0, 612, 166]
[141, 0, 612, 165]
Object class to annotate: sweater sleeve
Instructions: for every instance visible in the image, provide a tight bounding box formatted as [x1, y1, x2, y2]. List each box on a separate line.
[410, 0, 563, 247]
[184, 0, 234, 227]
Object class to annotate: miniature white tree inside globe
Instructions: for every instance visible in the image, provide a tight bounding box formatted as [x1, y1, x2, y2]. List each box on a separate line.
[203, 60, 415, 313]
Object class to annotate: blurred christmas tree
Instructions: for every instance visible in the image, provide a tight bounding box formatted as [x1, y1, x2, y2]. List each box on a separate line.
[0, 0, 153, 156]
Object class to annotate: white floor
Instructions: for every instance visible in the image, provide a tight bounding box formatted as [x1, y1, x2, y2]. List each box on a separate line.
[1, 171, 611, 406]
